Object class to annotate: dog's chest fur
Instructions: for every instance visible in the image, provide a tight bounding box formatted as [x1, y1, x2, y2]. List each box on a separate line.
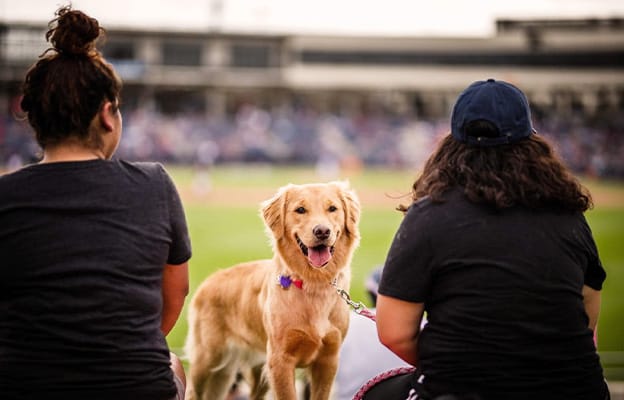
[267, 279, 347, 333]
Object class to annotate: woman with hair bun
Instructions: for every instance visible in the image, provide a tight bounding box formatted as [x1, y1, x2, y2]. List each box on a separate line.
[0, 6, 191, 400]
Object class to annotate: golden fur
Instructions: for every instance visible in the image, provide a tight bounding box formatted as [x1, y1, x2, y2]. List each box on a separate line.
[185, 181, 361, 400]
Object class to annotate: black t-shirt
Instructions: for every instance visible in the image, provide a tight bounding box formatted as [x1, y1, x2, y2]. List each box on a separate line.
[0, 159, 192, 400]
[379, 187, 607, 399]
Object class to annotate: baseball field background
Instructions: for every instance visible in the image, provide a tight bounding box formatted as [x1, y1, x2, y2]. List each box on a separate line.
[164, 164, 624, 380]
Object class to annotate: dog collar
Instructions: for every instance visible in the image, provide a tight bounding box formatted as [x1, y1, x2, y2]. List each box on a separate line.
[277, 274, 303, 289]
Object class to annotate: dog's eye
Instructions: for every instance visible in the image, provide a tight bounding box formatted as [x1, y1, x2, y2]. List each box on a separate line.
[328, 205, 337, 212]
[295, 207, 306, 214]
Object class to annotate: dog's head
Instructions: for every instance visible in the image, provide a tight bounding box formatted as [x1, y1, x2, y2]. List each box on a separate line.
[261, 181, 360, 279]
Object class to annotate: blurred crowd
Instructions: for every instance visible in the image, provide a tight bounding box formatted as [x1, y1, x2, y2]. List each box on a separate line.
[2, 98, 623, 178]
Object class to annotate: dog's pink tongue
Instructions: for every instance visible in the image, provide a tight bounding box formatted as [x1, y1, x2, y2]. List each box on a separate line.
[308, 246, 331, 268]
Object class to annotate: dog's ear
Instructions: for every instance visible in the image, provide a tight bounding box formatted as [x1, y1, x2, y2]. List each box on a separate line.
[261, 184, 290, 240]
[332, 181, 360, 240]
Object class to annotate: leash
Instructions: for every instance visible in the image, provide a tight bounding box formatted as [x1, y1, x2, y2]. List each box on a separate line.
[352, 366, 418, 400]
[330, 279, 377, 322]
[331, 279, 425, 400]
[278, 274, 377, 321]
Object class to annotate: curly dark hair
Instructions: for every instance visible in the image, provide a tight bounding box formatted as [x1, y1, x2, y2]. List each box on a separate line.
[408, 131, 592, 213]
[20, 5, 122, 149]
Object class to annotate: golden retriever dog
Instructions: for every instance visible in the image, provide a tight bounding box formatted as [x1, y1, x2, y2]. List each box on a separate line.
[185, 181, 360, 400]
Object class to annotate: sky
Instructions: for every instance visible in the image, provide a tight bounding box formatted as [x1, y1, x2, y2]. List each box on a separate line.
[1, 0, 624, 37]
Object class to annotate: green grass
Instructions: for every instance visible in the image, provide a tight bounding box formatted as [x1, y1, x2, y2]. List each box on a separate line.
[585, 207, 624, 380]
[587, 208, 624, 349]
[166, 165, 624, 380]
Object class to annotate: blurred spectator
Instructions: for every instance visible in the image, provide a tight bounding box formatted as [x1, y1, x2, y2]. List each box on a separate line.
[3, 93, 623, 178]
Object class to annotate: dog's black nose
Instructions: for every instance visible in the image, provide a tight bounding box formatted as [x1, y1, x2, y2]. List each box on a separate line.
[313, 225, 331, 240]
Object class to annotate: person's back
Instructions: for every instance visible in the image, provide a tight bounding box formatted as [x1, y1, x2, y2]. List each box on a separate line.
[375, 79, 609, 400]
[0, 160, 189, 399]
[390, 188, 604, 398]
[0, 6, 191, 400]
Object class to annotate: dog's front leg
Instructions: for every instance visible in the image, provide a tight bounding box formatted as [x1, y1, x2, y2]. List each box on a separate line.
[307, 328, 342, 400]
[268, 328, 321, 400]
[266, 351, 298, 400]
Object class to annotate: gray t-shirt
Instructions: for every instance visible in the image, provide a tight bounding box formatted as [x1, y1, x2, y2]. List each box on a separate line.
[0, 159, 191, 400]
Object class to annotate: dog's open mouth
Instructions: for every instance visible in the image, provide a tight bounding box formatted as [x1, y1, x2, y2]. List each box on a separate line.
[296, 235, 334, 268]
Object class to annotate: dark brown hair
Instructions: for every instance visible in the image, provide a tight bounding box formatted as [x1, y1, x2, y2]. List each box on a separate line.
[20, 5, 122, 149]
[408, 132, 593, 212]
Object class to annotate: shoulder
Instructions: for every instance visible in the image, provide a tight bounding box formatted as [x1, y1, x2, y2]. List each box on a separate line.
[0, 167, 22, 183]
[0, 164, 42, 193]
[406, 187, 467, 217]
[116, 160, 165, 174]
[0, 169, 20, 202]
[113, 160, 172, 183]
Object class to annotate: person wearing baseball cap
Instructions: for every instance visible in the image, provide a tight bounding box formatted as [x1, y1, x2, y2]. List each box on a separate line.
[450, 78, 536, 146]
[372, 79, 609, 399]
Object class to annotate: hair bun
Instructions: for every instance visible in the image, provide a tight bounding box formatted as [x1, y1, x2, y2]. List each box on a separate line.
[46, 5, 102, 56]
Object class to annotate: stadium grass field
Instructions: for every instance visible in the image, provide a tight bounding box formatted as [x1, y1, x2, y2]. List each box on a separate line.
[164, 164, 624, 380]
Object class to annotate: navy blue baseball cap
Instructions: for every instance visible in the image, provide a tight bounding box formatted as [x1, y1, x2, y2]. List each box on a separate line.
[451, 78, 536, 147]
